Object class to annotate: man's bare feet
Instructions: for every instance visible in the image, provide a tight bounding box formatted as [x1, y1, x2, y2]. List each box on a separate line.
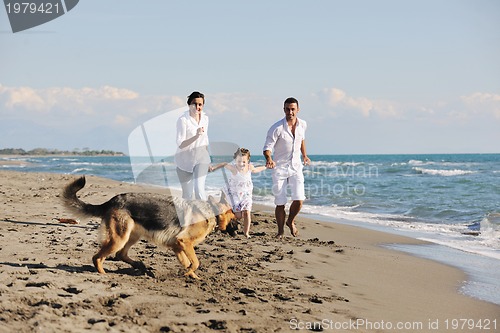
[286, 221, 298, 237]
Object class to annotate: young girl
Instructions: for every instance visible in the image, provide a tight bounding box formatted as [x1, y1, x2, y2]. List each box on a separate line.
[213, 148, 267, 238]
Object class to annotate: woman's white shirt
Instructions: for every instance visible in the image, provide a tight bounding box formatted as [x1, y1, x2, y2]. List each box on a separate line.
[174, 111, 210, 172]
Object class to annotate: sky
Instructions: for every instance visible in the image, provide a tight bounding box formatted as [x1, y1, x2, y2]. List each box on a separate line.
[1, 0, 499, 155]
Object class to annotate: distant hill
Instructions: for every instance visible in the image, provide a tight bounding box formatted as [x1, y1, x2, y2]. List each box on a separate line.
[0, 148, 125, 156]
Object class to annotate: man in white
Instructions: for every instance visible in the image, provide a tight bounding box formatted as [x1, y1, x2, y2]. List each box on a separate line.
[263, 97, 311, 238]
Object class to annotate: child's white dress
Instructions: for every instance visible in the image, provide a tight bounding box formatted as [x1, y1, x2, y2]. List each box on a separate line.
[226, 166, 253, 212]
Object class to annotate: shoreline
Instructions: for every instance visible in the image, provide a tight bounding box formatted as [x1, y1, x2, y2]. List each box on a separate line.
[310, 207, 500, 303]
[1, 170, 499, 332]
[255, 204, 500, 306]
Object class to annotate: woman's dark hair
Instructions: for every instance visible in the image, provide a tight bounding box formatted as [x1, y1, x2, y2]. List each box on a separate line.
[187, 91, 205, 105]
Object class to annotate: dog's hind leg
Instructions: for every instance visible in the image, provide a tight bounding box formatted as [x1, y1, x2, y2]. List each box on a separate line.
[92, 213, 133, 274]
[115, 231, 146, 271]
[93, 238, 127, 274]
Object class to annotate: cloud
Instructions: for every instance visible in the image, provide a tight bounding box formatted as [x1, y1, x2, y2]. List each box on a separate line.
[0, 84, 139, 114]
[314, 87, 500, 123]
[0, 84, 194, 151]
[205, 92, 260, 117]
[2, 83, 497, 154]
[0, 85, 272, 133]
[0, 84, 188, 128]
[315, 87, 398, 117]
[461, 92, 500, 119]
[0, 85, 46, 112]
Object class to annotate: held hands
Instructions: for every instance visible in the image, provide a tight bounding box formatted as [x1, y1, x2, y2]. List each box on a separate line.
[265, 159, 276, 169]
[208, 162, 228, 173]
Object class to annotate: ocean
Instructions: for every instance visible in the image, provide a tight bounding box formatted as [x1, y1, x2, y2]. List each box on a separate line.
[2, 153, 499, 304]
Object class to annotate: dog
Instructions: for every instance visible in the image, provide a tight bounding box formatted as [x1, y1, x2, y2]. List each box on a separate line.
[62, 176, 237, 279]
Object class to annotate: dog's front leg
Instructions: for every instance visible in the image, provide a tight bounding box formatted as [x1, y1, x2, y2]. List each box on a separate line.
[173, 247, 190, 269]
[174, 238, 201, 279]
[181, 242, 200, 280]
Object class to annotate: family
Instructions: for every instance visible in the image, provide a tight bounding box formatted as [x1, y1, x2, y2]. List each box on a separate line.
[174, 91, 311, 239]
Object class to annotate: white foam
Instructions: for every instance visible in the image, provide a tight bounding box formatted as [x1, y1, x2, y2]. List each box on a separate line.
[413, 167, 475, 176]
[408, 159, 427, 166]
[53, 158, 78, 162]
[69, 162, 104, 166]
[308, 161, 365, 168]
[1, 164, 27, 168]
[408, 159, 480, 167]
[70, 168, 93, 174]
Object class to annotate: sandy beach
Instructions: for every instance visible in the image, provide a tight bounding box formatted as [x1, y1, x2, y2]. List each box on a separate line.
[0, 170, 498, 332]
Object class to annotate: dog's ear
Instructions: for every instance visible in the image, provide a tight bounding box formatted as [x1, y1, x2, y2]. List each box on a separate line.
[208, 195, 217, 205]
[219, 190, 229, 205]
[208, 195, 224, 215]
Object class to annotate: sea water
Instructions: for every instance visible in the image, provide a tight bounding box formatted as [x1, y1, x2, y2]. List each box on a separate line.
[2, 153, 499, 304]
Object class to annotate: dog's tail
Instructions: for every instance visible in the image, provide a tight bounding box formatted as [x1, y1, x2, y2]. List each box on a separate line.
[62, 176, 109, 218]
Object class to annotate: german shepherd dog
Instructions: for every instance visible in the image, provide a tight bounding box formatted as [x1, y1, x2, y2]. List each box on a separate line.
[62, 177, 237, 279]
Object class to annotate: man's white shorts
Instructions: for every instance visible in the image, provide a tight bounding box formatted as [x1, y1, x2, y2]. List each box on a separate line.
[272, 166, 306, 206]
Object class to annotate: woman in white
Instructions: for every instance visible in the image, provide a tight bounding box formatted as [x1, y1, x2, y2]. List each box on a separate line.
[175, 91, 211, 200]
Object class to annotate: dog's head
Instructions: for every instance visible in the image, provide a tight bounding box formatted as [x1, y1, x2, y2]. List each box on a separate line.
[208, 191, 237, 236]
